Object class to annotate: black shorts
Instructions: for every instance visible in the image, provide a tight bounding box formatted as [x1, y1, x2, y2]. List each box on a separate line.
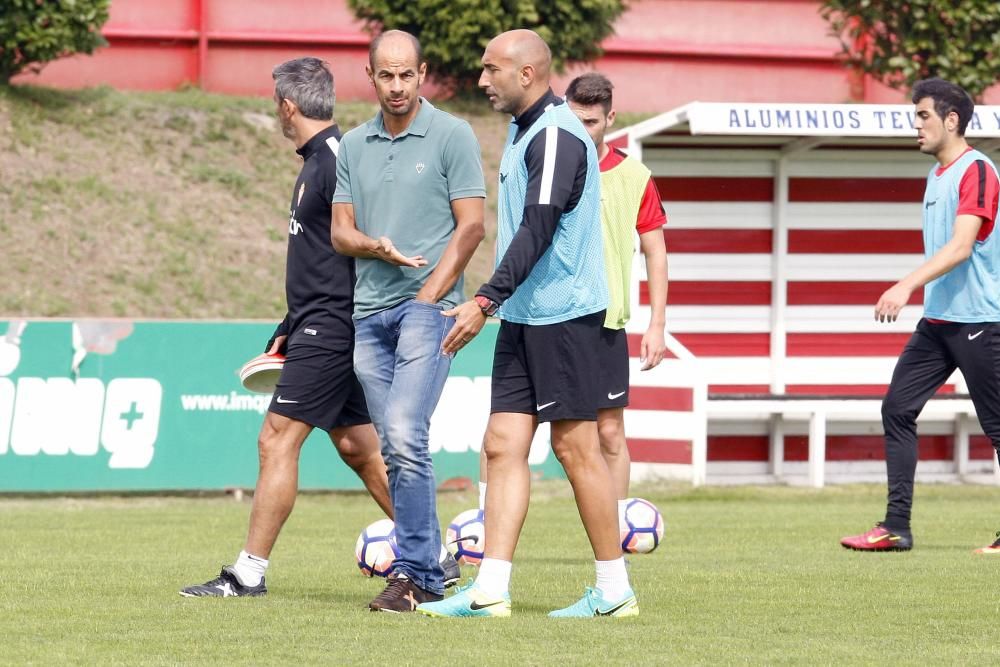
[596, 327, 629, 409]
[490, 310, 605, 423]
[268, 343, 370, 433]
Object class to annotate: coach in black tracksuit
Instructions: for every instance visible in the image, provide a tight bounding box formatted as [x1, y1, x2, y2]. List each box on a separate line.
[181, 57, 392, 598]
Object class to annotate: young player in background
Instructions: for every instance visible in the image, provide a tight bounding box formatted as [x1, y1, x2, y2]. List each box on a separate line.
[840, 78, 1000, 553]
[565, 72, 668, 519]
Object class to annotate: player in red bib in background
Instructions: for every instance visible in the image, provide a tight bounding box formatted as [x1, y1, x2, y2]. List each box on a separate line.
[565, 72, 669, 528]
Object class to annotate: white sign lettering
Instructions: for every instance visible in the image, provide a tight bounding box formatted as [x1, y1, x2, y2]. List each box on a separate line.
[0, 376, 163, 469]
[688, 102, 1000, 138]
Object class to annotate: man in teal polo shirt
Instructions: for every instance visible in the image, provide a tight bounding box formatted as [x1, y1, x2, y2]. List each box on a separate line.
[332, 29, 486, 613]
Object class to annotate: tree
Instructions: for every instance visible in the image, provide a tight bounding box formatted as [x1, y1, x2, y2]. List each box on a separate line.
[821, 1, 1000, 100]
[0, 0, 110, 83]
[347, 0, 627, 91]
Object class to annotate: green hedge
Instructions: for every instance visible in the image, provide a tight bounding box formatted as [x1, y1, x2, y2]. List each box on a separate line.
[1, 0, 110, 83]
[348, 0, 626, 91]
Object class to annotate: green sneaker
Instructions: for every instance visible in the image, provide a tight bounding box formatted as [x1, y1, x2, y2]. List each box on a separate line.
[548, 587, 639, 618]
[416, 580, 511, 618]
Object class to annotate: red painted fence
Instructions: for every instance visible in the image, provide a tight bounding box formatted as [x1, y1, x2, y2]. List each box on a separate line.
[15, 0, 1000, 111]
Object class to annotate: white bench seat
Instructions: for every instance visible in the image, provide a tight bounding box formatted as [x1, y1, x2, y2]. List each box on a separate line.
[705, 395, 982, 487]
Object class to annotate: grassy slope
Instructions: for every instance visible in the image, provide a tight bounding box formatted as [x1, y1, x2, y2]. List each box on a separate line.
[3, 483, 1000, 664]
[0, 85, 514, 319]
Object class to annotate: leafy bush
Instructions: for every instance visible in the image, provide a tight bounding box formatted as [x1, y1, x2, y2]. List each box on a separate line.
[348, 0, 626, 90]
[821, 0, 1000, 100]
[0, 0, 111, 83]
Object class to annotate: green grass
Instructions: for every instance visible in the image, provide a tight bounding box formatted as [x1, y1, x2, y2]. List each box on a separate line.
[3, 482, 1000, 664]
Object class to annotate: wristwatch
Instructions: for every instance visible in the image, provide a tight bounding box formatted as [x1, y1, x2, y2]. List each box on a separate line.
[474, 295, 499, 316]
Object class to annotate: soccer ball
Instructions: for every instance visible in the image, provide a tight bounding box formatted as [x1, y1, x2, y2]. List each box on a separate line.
[446, 508, 486, 566]
[620, 498, 665, 554]
[355, 518, 399, 577]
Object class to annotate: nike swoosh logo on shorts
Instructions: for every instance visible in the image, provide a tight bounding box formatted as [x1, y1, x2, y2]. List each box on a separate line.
[536, 401, 556, 411]
[276, 396, 299, 404]
[608, 391, 626, 400]
[969, 330, 985, 340]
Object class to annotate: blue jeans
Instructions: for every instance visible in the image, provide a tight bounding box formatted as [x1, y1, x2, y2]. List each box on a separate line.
[353, 298, 454, 594]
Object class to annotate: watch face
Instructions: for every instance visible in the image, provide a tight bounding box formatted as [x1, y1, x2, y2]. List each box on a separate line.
[476, 296, 495, 315]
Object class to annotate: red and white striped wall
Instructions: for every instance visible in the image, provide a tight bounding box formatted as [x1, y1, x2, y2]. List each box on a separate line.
[623, 357, 707, 485]
[612, 105, 1000, 481]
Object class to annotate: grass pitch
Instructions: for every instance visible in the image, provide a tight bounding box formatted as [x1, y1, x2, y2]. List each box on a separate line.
[3, 482, 1000, 665]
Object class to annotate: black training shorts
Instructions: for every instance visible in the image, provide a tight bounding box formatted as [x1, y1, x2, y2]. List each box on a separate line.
[490, 310, 605, 423]
[268, 343, 370, 432]
[596, 326, 630, 409]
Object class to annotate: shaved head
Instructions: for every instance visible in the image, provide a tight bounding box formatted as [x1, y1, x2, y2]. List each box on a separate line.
[480, 30, 553, 116]
[366, 29, 427, 134]
[487, 29, 551, 80]
[369, 29, 423, 70]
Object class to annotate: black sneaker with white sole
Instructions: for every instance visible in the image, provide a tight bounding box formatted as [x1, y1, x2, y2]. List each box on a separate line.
[179, 566, 267, 598]
[441, 550, 461, 588]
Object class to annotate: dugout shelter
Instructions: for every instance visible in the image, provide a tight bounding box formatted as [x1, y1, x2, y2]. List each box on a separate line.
[609, 102, 1000, 487]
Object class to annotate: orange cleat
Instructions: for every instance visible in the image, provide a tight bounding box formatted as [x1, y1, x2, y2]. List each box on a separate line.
[974, 532, 1000, 554]
[840, 522, 913, 551]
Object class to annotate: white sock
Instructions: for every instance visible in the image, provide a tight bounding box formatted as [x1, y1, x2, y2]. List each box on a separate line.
[439, 544, 449, 562]
[617, 498, 628, 527]
[475, 558, 511, 598]
[479, 482, 488, 511]
[232, 550, 268, 587]
[595, 557, 630, 602]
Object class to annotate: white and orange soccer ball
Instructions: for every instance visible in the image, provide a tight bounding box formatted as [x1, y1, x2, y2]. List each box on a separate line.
[355, 518, 399, 578]
[446, 508, 485, 566]
[620, 498, 665, 554]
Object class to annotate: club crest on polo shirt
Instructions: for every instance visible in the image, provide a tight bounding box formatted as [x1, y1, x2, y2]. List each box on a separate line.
[415, 162, 425, 174]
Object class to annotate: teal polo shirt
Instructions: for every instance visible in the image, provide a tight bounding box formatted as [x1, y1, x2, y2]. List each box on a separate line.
[334, 98, 486, 319]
